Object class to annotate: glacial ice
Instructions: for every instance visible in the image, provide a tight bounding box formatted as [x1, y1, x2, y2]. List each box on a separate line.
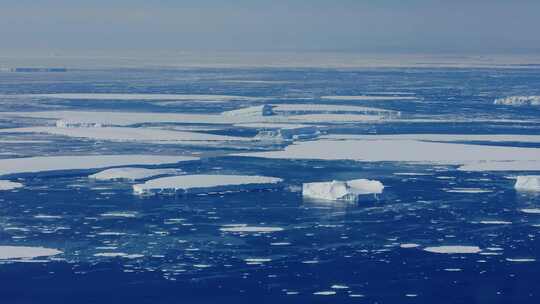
[514, 176, 540, 192]
[133, 174, 283, 195]
[0, 246, 62, 260]
[0, 180, 23, 190]
[494, 96, 540, 106]
[89, 168, 181, 181]
[0, 155, 197, 176]
[302, 179, 384, 202]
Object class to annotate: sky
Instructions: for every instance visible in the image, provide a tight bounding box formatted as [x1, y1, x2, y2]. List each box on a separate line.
[1, 0, 539, 55]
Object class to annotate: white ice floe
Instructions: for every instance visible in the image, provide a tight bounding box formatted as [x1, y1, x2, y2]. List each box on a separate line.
[494, 96, 540, 106]
[89, 168, 181, 181]
[220, 226, 284, 233]
[272, 104, 398, 116]
[302, 179, 383, 202]
[514, 176, 540, 192]
[0, 155, 197, 176]
[1, 126, 250, 143]
[445, 188, 493, 193]
[520, 209, 540, 214]
[478, 221, 512, 225]
[133, 174, 283, 195]
[423, 246, 481, 254]
[222, 105, 275, 117]
[506, 258, 536, 262]
[254, 125, 320, 141]
[0, 180, 23, 190]
[313, 291, 336, 296]
[321, 95, 418, 101]
[400, 243, 420, 249]
[22, 93, 257, 102]
[459, 161, 540, 172]
[238, 136, 540, 171]
[100, 212, 138, 218]
[0, 246, 62, 260]
[322, 134, 540, 144]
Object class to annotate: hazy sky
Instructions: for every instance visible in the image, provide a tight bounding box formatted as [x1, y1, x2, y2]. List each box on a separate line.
[1, 0, 539, 54]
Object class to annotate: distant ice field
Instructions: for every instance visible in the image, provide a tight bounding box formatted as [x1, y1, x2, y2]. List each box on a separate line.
[1, 67, 540, 303]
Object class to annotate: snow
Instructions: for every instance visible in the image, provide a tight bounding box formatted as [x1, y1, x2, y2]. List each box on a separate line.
[89, 168, 181, 181]
[222, 105, 275, 117]
[238, 137, 540, 169]
[22, 93, 258, 102]
[133, 174, 283, 195]
[1, 127, 251, 143]
[0, 155, 197, 176]
[321, 95, 418, 101]
[302, 179, 383, 202]
[423, 246, 482, 254]
[0, 246, 62, 260]
[0, 180, 23, 190]
[514, 176, 540, 192]
[494, 96, 540, 106]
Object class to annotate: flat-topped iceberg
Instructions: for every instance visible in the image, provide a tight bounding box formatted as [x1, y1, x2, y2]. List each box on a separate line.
[0, 155, 197, 176]
[514, 176, 540, 192]
[89, 168, 181, 181]
[0, 180, 23, 190]
[302, 179, 384, 202]
[494, 96, 540, 106]
[0, 246, 62, 260]
[133, 174, 283, 196]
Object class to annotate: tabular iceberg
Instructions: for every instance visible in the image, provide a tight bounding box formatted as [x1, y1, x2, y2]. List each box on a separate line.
[302, 179, 384, 202]
[514, 176, 540, 192]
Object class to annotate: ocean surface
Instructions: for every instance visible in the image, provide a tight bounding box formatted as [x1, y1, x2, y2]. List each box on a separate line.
[1, 67, 540, 303]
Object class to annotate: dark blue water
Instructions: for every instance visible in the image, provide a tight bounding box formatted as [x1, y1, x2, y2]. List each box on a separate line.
[1, 67, 540, 303]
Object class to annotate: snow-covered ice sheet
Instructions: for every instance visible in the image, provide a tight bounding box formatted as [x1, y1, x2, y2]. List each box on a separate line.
[302, 179, 383, 202]
[89, 168, 181, 181]
[0, 155, 197, 176]
[133, 174, 283, 195]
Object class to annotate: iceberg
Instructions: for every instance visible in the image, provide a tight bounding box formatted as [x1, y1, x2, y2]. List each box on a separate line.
[494, 96, 540, 106]
[0, 246, 62, 260]
[302, 179, 384, 202]
[514, 176, 540, 192]
[0, 155, 197, 176]
[0, 180, 23, 190]
[89, 168, 181, 181]
[254, 125, 320, 141]
[133, 174, 283, 196]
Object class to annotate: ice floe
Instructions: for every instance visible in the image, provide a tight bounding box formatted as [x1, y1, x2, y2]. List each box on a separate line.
[0, 155, 197, 176]
[133, 174, 283, 195]
[400, 243, 420, 248]
[21, 93, 258, 102]
[222, 105, 275, 117]
[0, 180, 23, 190]
[302, 179, 383, 202]
[520, 209, 540, 214]
[321, 95, 418, 101]
[506, 258, 536, 262]
[514, 176, 540, 192]
[444, 188, 493, 193]
[89, 168, 181, 181]
[0, 246, 62, 260]
[423, 246, 481, 254]
[219, 226, 284, 233]
[494, 96, 540, 106]
[238, 136, 540, 170]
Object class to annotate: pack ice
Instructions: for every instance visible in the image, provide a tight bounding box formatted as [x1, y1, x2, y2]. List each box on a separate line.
[302, 179, 384, 202]
[514, 176, 540, 192]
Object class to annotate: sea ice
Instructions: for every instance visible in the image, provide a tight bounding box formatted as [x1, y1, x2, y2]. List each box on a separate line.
[133, 174, 283, 195]
[89, 168, 181, 181]
[0, 155, 197, 176]
[0, 180, 23, 190]
[494, 96, 540, 106]
[302, 179, 383, 202]
[321, 95, 418, 101]
[219, 226, 284, 233]
[514, 176, 540, 192]
[0, 246, 62, 260]
[221, 105, 275, 117]
[21, 93, 258, 102]
[423, 246, 482, 254]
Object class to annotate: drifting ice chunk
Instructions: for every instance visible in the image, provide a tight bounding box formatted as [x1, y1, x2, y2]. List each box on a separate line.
[133, 174, 283, 196]
[222, 105, 275, 117]
[515, 176, 540, 192]
[89, 168, 181, 181]
[0, 246, 62, 259]
[254, 125, 320, 141]
[494, 96, 540, 106]
[302, 179, 384, 202]
[0, 180, 23, 190]
[56, 120, 103, 128]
